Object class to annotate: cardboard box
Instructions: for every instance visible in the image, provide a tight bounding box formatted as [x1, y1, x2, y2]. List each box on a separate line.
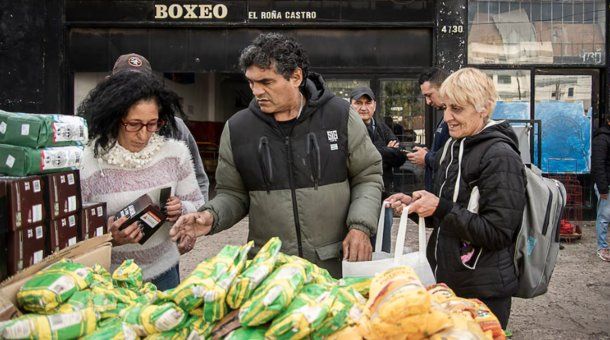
[0, 176, 45, 231]
[115, 193, 167, 245]
[0, 235, 112, 315]
[48, 213, 79, 253]
[43, 170, 82, 219]
[7, 225, 46, 275]
[0, 110, 88, 148]
[80, 202, 107, 240]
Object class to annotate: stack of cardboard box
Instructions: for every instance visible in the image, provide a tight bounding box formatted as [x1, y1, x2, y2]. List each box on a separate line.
[0, 110, 107, 280]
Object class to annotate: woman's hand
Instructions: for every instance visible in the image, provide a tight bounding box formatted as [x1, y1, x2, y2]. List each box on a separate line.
[409, 190, 440, 217]
[385, 193, 413, 215]
[108, 216, 144, 246]
[165, 196, 182, 222]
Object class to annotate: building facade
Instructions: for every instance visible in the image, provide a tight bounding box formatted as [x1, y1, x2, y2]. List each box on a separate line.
[0, 0, 607, 216]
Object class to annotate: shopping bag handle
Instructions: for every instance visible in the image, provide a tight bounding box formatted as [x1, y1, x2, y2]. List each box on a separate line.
[374, 203, 385, 253]
[394, 205, 426, 260]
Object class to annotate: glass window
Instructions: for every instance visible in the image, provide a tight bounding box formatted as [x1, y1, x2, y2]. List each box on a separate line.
[378, 79, 426, 144]
[468, 0, 606, 65]
[325, 79, 370, 102]
[534, 74, 592, 174]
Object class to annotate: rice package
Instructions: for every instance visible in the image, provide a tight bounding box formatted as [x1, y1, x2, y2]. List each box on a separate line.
[90, 264, 114, 289]
[312, 286, 366, 338]
[202, 241, 252, 322]
[0, 110, 88, 148]
[171, 245, 242, 312]
[337, 277, 371, 297]
[266, 283, 336, 340]
[0, 308, 96, 340]
[278, 254, 334, 285]
[225, 327, 267, 340]
[112, 259, 143, 290]
[17, 259, 92, 313]
[0, 144, 83, 176]
[122, 302, 186, 336]
[189, 316, 216, 338]
[226, 237, 282, 309]
[80, 319, 138, 340]
[239, 262, 307, 326]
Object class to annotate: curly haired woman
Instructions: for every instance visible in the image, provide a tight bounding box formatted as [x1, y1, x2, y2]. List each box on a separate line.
[78, 71, 204, 290]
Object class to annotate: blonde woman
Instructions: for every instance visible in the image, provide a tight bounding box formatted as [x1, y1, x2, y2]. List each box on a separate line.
[387, 67, 526, 329]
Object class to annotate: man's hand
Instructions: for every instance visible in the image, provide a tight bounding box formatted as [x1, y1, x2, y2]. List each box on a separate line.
[409, 190, 439, 217]
[387, 140, 399, 148]
[601, 193, 608, 200]
[342, 229, 372, 262]
[169, 211, 214, 254]
[407, 146, 428, 167]
[386, 193, 413, 216]
[165, 196, 182, 222]
[108, 216, 143, 246]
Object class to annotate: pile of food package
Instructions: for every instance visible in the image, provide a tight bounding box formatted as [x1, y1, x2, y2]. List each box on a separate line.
[0, 237, 506, 339]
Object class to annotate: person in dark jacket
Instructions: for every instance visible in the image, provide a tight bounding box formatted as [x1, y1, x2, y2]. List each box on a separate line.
[350, 87, 406, 252]
[591, 118, 610, 262]
[408, 67, 450, 191]
[387, 68, 527, 329]
[170, 33, 383, 277]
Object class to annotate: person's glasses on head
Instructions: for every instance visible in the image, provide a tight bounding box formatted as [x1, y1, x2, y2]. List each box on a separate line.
[121, 119, 166, 132]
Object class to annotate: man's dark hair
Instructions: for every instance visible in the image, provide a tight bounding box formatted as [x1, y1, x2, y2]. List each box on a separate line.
[418, 67, 449, 88]
[238, 33, 309, 87]
[77, 71, 182, 157]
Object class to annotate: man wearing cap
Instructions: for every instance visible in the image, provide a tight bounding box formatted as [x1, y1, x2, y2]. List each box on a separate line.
[112, 53, 210, 202]
[350, 87, 406, 252]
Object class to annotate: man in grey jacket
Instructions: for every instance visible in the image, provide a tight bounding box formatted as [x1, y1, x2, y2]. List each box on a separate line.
[111, 53, 210, 201]
[170, 33, 383, 277]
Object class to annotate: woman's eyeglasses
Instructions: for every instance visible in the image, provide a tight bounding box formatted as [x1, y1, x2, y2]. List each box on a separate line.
[122, 120, 166, 132]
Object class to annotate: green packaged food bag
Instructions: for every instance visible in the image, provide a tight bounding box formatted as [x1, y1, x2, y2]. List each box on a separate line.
[311, 286, 366, 338]
[0, 144, 84, 176]
[337, 277, 371, 297]
[227, 237, 282, 309]
[0, 110, 88, 148]
[238, 262, 307, 326]
[189, 316, 215, 338]
[266, 284, 336, 340]
[122, 302, 186, 336]
[56, 290, 93, 314]
[17, 259, 93, 313]
[81, 319, 138, 340]
[202, 241, 252, 322]
[225, 327, 267, 340]
[0, 307, 97, 340]
[135, 282, 159, 305]
[90, 264, 114, 289]
[112, 260, 143, 290]
[171, 245, 241, 312]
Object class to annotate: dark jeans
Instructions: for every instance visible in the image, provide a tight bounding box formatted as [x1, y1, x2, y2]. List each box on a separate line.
[480, 296, 512, 329]
[370, 207, 393, 253]
[150, 263, 180, 291]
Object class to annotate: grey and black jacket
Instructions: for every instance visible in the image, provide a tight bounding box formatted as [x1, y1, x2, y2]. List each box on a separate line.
[592, 125, 610, 195]
[427, 120, 526, 298]
[201, 73, 383, 277]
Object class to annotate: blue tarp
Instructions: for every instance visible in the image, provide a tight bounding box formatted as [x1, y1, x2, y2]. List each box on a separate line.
[493, 100, 591, 174]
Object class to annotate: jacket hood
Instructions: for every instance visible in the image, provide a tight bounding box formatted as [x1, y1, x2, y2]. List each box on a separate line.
[462, 119, 521, 155]
[594, 124, 610, 137]
[247, 72, 334, 126]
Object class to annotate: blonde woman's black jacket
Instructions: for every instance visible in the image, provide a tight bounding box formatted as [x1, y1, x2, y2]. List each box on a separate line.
[428, 120, 527, 298]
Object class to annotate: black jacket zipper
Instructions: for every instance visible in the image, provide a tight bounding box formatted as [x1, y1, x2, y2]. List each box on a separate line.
[285, 135, 304, 257]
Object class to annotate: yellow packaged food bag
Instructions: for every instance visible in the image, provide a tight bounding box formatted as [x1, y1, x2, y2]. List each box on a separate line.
[367, 305, 452, 340]
[203, 241, 252, 322]
[367, 266, 430, 321]
[122, 302, 186, 336]
[225, 326, 267, 340]
[427, 283, 457, 303]
[226, 237, 282, 309]
[81, 319, 138, 340]
[189, 316, 216, 338]
[337, 277, 371, 298]
[0, 307, 97, 340]
[326, 325, 364, 340]
[56, 290, 94, 314]
[470, 299, 505, 340]
[171, 245, 242, 312]
[429, 313, 491, 340]
[17, 259, 93, 313]
[312, 286, 366, 338]
[238, 262, 307, 326]
[90, 264, 114, 289]
[112, 260, 143, 290]
[266, 283, 336, 340]
[135, 282, 159, 305]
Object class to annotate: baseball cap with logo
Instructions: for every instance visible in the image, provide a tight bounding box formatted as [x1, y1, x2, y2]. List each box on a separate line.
[349, 86, 376, 101]
[112, 53, 152, 75]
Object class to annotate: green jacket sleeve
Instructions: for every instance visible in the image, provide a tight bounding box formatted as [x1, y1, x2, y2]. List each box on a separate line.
[199, 124, 249, 234]
[346, 107, 384, 236]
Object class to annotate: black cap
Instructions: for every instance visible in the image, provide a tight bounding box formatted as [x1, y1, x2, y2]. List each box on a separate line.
[350, 86, 376, 101]
[112, 53, 152, 75]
